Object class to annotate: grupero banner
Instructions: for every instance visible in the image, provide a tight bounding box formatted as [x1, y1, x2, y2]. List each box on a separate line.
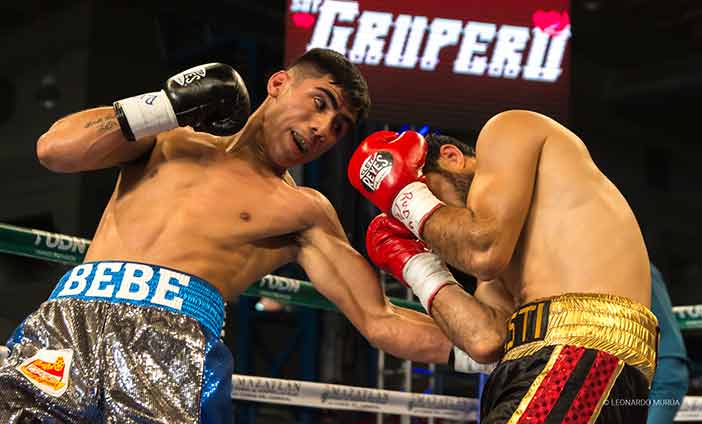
[285, 0, 571, 131]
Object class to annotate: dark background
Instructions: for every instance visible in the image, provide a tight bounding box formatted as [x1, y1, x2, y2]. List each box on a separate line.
[0, 0, 701, 421]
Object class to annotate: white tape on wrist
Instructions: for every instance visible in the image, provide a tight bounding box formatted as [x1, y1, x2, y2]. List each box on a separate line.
[391, 181, 444, 239]
[452, 346, 497, 374]
[0, 345, 9, 367]
[403, 252, 456, 313]
[115, 90, 178, 140]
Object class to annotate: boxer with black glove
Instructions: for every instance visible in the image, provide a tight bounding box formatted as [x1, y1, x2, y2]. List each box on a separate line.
[113, 62, 251, 141]
[37, 63, 251, 172]
[18, 49, 460, 423]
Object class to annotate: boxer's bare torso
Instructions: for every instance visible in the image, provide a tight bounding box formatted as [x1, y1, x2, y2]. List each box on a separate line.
[85, 127, 319, 300]
[498, 115, 650, 306]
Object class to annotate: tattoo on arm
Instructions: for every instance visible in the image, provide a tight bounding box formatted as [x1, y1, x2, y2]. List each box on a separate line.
[84, 116, 118, 133]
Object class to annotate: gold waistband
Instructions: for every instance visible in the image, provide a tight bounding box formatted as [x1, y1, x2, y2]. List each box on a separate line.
[502, 293, 659, 383]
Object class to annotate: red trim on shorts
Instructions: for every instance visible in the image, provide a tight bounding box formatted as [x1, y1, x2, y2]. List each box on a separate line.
[561, 351, 621, 423]
[517, 345, 585, 423]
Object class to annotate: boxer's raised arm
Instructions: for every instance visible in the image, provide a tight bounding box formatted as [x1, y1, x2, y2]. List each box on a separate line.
[422, 110, 547, 280]
[37, 107, 155, 173]
[37, 63, 250, 173]
[296, 189, 452, 364]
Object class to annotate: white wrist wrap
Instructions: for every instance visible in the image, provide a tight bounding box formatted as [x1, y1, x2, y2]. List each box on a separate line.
[452, 346, 497, 374]
[402, 252, 456, 313]
[115, 90, 178, 140]
[0, 345, 9, 367]
[391, 181, 444, 239]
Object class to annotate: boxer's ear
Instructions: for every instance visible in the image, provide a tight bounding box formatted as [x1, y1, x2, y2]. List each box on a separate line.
[439, 144, 465, 171]
[267, 70, 291, 98]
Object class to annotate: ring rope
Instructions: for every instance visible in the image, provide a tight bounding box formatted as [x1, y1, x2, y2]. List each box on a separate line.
[231, 374, 478, 420]
[230, 375, 702, 421]
[6, 222, 702, 330]
[0, 223, 424, 313]
[676, 397, 702, 421]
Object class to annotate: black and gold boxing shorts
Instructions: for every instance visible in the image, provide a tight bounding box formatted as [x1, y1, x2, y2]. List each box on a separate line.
[481, 293, 659, 424]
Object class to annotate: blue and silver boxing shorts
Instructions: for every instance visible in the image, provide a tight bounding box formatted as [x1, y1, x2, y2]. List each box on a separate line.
[0, 261, 232, 424]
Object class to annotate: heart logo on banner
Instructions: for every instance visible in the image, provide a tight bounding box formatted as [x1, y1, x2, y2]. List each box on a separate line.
[292, 12, 317, 29]
[532, 10, 570, 36]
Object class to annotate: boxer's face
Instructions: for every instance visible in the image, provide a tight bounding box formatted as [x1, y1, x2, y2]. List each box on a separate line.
[424, 145, 476, 207]
[263, 70, 355, 168]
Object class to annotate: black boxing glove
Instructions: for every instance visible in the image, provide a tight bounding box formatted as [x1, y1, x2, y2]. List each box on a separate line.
[113, 63, 251, 141]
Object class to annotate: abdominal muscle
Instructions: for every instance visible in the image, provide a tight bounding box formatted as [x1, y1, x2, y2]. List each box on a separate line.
[84, 133, 301, 300]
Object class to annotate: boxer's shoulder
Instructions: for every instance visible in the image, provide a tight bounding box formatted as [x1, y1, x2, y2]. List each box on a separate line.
[295, 186, 332, 209]
[237, 180, 330, 223]
[294, 187, 342, 230]
[118, 129, 230, 188]
[153, 127, 224, 160]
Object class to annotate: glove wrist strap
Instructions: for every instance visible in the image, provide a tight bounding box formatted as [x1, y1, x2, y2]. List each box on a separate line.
[391, 182, 444, 239]
[402, 252, 457, 313]
[113, 90, 178, 141]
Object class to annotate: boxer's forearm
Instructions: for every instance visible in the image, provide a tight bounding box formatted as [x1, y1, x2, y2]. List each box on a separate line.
[370, 308, 453, 364]
[387, 304, 454, 363]
[298, 228, 452, 364]
[430, 285, 508, 363]
[422, 206, 507, 281]
[390, 303, 436, 325]
[36, 107, 154, 173]
[320, 259, 453, 364]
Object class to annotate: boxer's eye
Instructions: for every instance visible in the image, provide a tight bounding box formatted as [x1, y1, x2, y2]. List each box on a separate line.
[314, 97, 325, 111]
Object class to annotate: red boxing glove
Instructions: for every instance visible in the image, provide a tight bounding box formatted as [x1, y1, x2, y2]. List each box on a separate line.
[366, 213, 429, 286]
[348, 131, 444, 239]
[348, 130, 426, 213]
[366, 214, 457, 313]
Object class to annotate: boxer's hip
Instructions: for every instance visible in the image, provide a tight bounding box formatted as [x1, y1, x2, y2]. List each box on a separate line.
[47, 260, 226, 336]
[0, 261, 231, 423]
[501, 292, 659, 383]
[480, 292, 658, 423]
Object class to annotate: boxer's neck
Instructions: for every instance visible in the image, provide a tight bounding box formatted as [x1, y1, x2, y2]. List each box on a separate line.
[224, 106, 287, 177]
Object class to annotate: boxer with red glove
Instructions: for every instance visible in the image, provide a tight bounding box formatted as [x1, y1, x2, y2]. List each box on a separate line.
[348, 131, 444, 239]
[365, 213, 457, 314]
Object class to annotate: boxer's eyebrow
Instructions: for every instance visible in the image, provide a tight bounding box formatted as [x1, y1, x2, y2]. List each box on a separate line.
[316, 87, 339, 109]
[316, 86, 355, 128]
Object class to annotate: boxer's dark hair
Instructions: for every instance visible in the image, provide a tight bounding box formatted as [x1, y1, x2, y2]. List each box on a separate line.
[424, 133, 476, 173]
[289, 48, 370, 123]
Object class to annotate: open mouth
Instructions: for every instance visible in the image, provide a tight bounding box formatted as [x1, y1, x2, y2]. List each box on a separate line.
[291, 130, 309, 154]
